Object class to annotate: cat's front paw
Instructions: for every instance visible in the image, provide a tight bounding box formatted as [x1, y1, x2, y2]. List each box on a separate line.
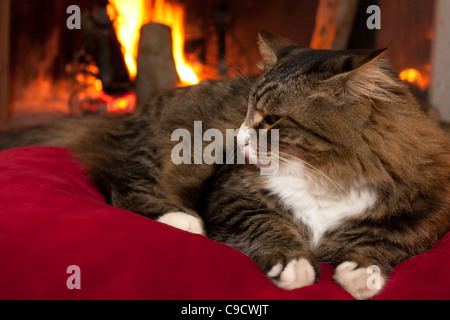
[334, 261, 386, 300]
[157, 212, 205, 235]
[267, 258, 316, 290]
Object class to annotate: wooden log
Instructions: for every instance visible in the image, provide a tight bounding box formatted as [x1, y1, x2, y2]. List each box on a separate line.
[0, 0, 11, 124]
[310, 0, 359, 50]
[136, 22, 179, 107]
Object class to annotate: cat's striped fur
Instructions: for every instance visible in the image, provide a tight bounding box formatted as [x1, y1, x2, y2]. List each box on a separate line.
[201, 31, 450, 299]
[1, 31, 449, 299]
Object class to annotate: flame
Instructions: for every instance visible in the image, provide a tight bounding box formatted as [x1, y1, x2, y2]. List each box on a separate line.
[108, 0, 199, 85]
[108, 0, 145, 79]
[152, 0, 199, 85]
[399, 68, 429, 90]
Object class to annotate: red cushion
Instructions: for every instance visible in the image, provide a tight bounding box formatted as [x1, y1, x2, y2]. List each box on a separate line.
[0, 147, 448, 300]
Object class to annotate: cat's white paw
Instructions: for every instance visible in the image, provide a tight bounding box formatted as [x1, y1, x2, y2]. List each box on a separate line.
[157, 212, 205, 235]
[334, 261, 386, 300]
[267, 258, 316, 290]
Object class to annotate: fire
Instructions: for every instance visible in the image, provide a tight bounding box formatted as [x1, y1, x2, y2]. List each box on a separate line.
[152, 0, 199, 85]
[108, 0, 199, 85]
[399, 68, 429, 90]
[107, 0, 145, 79]
[108, 92, 137, 113]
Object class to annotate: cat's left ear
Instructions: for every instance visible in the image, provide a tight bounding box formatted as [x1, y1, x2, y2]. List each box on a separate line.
[257, 30, 299, 70]
[345, 48, 387, 71]
[326, 48, 398, 100]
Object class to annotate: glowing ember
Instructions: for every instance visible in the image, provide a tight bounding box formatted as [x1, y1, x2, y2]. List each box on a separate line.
[107, 92, 136, 113]
[108, 0, 199, 85]
[399, 68, 429, 90]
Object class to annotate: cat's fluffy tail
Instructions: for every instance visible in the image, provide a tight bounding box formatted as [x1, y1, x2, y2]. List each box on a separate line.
[0, 125, 51, 151]
[0, 115, 122, 152]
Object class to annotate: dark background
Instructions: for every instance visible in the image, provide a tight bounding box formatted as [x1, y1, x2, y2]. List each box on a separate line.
[8, 0, 435, 113]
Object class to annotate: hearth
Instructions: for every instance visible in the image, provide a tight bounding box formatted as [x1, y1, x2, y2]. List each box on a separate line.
[0, 0, 448, 128]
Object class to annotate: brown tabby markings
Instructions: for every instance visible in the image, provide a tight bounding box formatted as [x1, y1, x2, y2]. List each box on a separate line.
[202, 31, 450, 299]
[0, 31, 449, 299]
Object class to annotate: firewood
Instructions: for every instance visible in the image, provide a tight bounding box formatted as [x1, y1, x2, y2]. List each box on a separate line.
[310, 0, 359, 50]
[136, 22, 179, 107]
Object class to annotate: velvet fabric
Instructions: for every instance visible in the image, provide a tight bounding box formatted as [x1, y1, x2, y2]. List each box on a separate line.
[0, 147, 448, 300]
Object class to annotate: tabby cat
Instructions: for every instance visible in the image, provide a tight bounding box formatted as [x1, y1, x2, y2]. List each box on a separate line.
[1, 31, 449, 299]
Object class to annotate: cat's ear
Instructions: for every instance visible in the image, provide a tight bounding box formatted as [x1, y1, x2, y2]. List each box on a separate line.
[257, 30, 298, 70]
[326, 48, 401, 101]
[346, 48, 387, 71]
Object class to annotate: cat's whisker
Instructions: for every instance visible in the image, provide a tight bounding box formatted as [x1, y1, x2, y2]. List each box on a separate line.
[271, 155, 337, 202]
[294, 159, 347, 197]
[217, 53, 254, 88]
[276, 152, 348, 197]
[213, 83, 250, 96]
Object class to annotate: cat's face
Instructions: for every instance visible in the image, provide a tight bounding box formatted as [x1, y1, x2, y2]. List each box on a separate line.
[237, 31, 406, 182]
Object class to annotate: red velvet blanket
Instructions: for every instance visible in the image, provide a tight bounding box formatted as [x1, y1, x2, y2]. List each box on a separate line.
[0, 147, 449, 300]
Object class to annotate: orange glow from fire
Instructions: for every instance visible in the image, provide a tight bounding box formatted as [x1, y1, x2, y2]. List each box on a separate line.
[107, 0, 144, 79]
[399, 68, 429, 90]
[108, 0, 199, 85]
[108, 93, 137, 113]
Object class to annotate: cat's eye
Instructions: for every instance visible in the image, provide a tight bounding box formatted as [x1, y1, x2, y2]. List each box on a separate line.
[256, 113, 281, 129]
[264, 115, 281, 126]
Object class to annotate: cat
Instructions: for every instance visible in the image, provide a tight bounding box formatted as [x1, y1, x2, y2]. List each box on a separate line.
[1, 31, 449, 300]
[200, 31, 450, 299]
[0, 75, 251, 234]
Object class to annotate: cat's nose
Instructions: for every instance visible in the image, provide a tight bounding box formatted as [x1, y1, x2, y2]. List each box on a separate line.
[243, 136, 250, 146]
[237, 124, 251, 148]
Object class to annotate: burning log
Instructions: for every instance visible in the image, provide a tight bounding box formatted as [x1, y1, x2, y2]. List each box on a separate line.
[310, 0, 359, 50]
[136, 22, 179, 107]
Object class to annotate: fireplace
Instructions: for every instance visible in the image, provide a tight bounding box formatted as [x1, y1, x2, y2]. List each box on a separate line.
[0, 0, 449, 130]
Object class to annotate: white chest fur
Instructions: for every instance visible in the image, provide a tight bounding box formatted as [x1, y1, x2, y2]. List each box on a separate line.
[264, 167, 378, 248]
